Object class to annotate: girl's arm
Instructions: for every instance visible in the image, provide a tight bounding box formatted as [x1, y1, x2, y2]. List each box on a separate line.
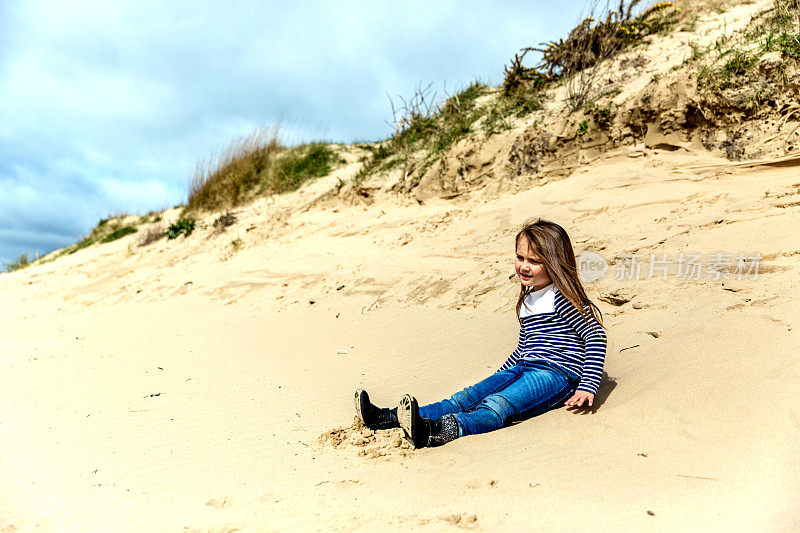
[554, 295, 607, 396]
[497, 324, 526, 372]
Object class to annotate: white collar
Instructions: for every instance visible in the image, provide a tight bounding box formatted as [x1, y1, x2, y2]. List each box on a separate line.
[520, 283, 556, 317]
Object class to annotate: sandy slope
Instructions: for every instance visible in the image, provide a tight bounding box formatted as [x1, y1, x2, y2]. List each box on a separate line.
[2, 140, 799, 531]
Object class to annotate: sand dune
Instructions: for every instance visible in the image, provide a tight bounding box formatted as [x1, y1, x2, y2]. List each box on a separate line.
[3, 0, 800, 529]
[2, 141, 799, 531]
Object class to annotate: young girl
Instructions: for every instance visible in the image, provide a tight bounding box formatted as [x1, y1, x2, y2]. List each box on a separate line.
[355, 218, 607, 448]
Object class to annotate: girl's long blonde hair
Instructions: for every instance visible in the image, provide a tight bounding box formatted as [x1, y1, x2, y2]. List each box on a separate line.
[515, 218, 603, 330]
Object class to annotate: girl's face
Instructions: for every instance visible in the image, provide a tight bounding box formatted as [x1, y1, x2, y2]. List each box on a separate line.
[515, 237, 551, 291]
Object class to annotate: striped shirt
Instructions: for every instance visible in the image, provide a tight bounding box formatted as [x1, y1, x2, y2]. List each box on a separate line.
[498, 283, 607, 395]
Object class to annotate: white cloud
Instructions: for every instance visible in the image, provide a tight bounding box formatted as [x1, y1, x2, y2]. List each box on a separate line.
[0, 0, 589, 264]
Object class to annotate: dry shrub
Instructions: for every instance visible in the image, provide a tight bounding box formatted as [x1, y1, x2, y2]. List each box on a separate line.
[554, 1, 680, 109]
[386, 81, 441, 138]
[533, 2, 680, 78]
[187, 125, 282, 212]
[503, 51, 549, 96]
[210, 212, 237, 237]
[138, 224, 166, 247]
[505, 1, 681, 110]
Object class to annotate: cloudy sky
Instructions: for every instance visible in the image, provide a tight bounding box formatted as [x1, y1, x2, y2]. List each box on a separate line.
[0, 0, 592, 266]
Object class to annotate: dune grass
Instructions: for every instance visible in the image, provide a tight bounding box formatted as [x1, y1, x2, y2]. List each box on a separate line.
[186, 125, 343, 213]
[386, 82, 489, 154]
[693, 0, 798, 112]
[72, 217, 138, 248]
[29, 213, 147, 263]
[187, 127, 281, 212]
[100, 225, 137, 243]
[3, 252, 32, 273]
[270, 142, 341, 193]
[353, 81, 501, 186]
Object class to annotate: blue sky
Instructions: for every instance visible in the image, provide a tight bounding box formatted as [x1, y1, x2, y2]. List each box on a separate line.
[0, 0, 592, 266]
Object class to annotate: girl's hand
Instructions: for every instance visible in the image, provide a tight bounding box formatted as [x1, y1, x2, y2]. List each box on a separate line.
[564, 390, 594, 408]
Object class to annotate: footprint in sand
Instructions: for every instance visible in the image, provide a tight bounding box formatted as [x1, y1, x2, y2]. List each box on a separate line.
[465, 478, 498, 489]
[205, 496, 232, 509]
[185, 524, 242, 533]
[258, 493, 280, 504]
[440, 513, 479, 529]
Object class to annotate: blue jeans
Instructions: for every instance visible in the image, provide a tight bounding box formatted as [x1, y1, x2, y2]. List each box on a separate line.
[418, 360, 579, 436]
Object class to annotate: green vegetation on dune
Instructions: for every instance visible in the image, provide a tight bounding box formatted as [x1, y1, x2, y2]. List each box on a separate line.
[351, 80, 544, 187]
[100, 225, 137, 243]
[3, 252, 32, 273]
[747, 0, 799, 59]
[6, 0, 790, 271]
[503, 0, 682, 111]
[138, 210, 162, 224]
[693, 0, 799, 113]
[185, 127, 344, 213]
[269, 142, 341, 193]
[166, 218, 196, 239]
[521, 1, 681, 79]
[29, 214, 148, 266]
[352, 1, 685, 187]
[352, 81, 493, 184]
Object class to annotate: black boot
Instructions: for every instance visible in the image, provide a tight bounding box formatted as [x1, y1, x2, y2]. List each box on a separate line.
[426, 414, 460, 447]
[354, 389, 399, 430]
[398, 394, 426, 448]
[398, 394, 460, 448]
